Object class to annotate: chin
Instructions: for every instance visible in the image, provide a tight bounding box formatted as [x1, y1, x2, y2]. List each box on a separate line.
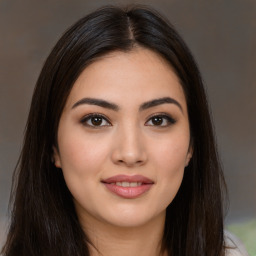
[100, 206, 166, 228]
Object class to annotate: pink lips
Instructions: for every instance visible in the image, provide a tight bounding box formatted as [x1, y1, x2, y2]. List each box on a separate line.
[101, 175, 154, 199]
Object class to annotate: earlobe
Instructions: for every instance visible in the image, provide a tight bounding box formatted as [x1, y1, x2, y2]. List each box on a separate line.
[52, 146, 62, 168]
[185, 146, 193, 167]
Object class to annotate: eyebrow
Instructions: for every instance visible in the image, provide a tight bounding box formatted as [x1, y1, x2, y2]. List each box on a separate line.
[72, 98, 119, 111]
[72, 97, 183, 112]
[139, 97, 183, 112]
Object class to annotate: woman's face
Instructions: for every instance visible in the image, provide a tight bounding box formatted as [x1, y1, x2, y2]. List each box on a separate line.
[54, 48, 192, 228]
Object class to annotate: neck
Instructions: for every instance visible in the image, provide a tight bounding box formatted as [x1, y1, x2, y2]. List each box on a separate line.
[80, 212, 167, 256]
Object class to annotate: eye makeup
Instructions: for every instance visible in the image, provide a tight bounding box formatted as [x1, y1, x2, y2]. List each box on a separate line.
[80, 113, 112, 128]
[145, 112, 176, 127]
[80, 112, 176, 129]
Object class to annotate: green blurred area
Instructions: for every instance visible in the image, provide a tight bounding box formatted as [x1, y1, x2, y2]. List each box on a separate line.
[228, 219, 256, 256]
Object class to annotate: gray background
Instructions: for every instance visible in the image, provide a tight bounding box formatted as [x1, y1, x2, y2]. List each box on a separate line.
[0, 0, 255, 244]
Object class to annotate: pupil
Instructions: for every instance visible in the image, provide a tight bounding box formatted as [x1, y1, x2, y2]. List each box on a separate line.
[92, 117, 102, 126]
[152, 117, 163, 125]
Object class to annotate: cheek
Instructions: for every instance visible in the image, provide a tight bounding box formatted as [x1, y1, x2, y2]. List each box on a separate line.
[151, 134, 189, 203]
[57, 132, 112, 210]
[59, 130, 109, 169]
[152, 132, 190, 172]
[57, 130, 112, 193]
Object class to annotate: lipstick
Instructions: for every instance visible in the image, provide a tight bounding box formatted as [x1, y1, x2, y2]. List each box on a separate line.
[101, 175, 154, 199]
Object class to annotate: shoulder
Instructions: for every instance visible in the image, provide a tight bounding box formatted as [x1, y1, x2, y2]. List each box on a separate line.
[224, 230, 249, 256]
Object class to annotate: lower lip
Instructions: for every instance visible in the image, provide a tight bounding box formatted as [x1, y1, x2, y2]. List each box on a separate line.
[103, 183, 153, 199]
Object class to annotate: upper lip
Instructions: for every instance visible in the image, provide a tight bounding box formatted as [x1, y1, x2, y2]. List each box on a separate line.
[102, 175, 154, 184]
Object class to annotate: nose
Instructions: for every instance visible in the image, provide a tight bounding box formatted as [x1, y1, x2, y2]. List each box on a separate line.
[111, 124, 148, 167]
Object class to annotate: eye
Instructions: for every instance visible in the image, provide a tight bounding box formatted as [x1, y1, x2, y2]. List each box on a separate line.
[80, 114, 111, 128]
[145, 114, 176, 127]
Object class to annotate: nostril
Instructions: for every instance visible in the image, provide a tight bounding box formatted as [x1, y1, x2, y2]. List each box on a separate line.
[111, 141, 148, 167]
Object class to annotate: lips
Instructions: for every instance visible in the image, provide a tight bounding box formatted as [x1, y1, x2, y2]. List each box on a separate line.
[101, 175, 154, 199]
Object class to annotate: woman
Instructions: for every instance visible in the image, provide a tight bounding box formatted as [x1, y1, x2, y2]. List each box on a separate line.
[1, 5, 246, 256]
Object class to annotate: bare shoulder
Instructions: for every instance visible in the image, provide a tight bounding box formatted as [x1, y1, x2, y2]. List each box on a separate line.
[224, 230, 249, 256]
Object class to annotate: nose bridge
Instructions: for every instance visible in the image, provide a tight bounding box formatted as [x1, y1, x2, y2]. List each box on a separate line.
[111, 121, 147, 167]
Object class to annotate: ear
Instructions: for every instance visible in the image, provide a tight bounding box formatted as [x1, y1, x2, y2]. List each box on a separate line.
[52, 146, 62, 168]
[185, 145, 193, 167]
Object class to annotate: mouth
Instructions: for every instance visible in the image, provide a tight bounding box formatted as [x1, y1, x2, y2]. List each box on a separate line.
[101, 175, 154, 199]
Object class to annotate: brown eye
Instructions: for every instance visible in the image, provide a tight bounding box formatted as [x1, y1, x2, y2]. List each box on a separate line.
[145, 114, 176, 127]
[81, 114, 111, 127]
[152, 116, 163, 125]
[91, 116, 103, 126]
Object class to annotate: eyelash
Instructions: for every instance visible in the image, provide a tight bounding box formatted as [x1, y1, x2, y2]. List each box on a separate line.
[145, 113, 176, 127]
[80, 113, 111, 128]
[80, 113, 176, 128]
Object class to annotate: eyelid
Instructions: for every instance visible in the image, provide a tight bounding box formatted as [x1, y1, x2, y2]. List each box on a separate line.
[80, 113, 112, 127]
[145, 112, 176, 126]
[80, 112, 176, 128]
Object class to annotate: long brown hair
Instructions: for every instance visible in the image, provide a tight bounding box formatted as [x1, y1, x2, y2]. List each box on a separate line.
[2, 5, 227, 256]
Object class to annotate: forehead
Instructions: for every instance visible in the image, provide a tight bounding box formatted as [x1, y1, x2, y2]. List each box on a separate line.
[64, 47, 187, 111]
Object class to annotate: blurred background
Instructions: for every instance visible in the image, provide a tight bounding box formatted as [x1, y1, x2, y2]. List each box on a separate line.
[0, 0, 255, 254]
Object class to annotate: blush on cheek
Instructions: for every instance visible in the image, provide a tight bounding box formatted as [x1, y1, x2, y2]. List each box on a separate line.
[156, 144, 186, 194]
[60, 138, 96, 165]
[158, 143, 189, 165]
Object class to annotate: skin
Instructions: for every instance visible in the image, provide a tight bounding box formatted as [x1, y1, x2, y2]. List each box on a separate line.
[54, 47, 192, 256]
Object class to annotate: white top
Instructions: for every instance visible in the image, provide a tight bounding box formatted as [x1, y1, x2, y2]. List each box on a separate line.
[225, 231, 249, 256]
